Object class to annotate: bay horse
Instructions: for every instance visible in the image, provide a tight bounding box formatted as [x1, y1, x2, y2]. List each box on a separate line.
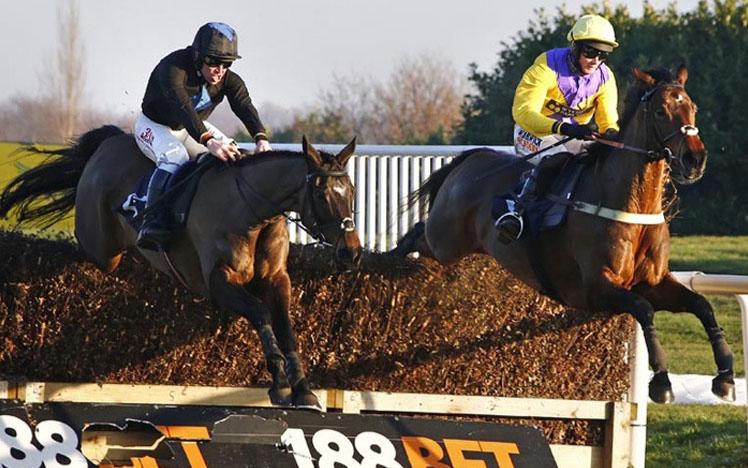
[392, 66, 735, 403]
[0, 128, 362, 410]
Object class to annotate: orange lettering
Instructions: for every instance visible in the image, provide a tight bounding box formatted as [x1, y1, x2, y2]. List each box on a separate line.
[443, 439, 486, 468]
[479, 441, 520, 468]
[402, 436, 451, 468]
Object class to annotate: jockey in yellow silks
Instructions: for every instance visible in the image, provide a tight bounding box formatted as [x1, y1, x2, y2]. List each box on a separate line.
[495, 14, 621, 243]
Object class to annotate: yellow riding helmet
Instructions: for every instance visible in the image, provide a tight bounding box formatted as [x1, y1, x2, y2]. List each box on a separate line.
[567, 14, 618, 52]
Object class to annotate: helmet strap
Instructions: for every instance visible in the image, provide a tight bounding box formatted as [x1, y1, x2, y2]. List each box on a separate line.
[568, 43, 583, 75]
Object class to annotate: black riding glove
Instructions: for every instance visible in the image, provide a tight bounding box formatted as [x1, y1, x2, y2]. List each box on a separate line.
[558, 123, 596, 139]
[601, 128, 620, 141]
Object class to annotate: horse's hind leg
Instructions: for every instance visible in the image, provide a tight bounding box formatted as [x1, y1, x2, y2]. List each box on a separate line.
[255, 271, 319, 410]
[589, 281, 675, 403]
[208, 267, 298, 408]
[636, 274, 735, 401]
[389, 221, 434, 258]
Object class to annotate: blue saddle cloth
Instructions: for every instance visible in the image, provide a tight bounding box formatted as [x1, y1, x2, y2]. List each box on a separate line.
[492, 159, 586, 238]
[119, 158, 210, 232]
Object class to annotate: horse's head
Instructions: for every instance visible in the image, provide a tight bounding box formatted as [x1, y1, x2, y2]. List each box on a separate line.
[631, 66, 707, 184]
[300, 135, 363, 271]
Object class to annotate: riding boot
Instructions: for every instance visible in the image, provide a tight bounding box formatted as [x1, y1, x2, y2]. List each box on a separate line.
[136, 168, 173, 251]
[494, 167, 539, 244]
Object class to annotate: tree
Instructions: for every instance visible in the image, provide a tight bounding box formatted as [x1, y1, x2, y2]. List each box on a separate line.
[271, 53, 468, 145]
[456, 0, 748, 235]
[52, 0, 86, 141]
[373, 55, 467, 144]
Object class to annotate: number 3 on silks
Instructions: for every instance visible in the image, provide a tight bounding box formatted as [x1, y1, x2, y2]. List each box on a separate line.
[0, 415, 88, 468]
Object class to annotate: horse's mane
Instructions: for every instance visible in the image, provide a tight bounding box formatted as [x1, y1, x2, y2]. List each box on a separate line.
[585, 66, 681, 218]
[232, 149, 343, 170]
[233, 150, 304, 167]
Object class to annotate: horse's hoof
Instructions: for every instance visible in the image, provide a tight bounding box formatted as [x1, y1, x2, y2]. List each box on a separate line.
[293, 391, 323, 412]
[649, 372, 674, 404]
[268, 386, 293, 406]
[712, 373, 736, 402]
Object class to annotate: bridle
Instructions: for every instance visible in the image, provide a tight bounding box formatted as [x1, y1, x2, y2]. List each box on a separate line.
[299, 168, 356, 246]
[568, 81, 703, 225]
[233, 162, 356, 248]
[596, 83, 699, 164]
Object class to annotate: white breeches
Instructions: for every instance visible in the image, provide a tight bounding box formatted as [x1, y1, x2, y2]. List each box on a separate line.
[133, 113, 232, 174]
[513, 124, 588, 166]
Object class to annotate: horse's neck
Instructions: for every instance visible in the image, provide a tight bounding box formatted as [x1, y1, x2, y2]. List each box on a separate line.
[596, 122, 667, 214]
[239, 156, 308, 213]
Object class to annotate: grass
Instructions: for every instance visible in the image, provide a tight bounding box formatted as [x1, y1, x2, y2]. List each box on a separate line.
[669, 235, 748, 275]
[647, 404, 748, 467]
[647, 237, 747, 468]
[658, 236, 747, 376]
[0, 142, 74, 235]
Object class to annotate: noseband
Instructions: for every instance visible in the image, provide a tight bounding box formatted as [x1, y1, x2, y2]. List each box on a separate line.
[300, 169, 356, 246]
[597, 83, 700, 164]
[641, 83, 700, 162]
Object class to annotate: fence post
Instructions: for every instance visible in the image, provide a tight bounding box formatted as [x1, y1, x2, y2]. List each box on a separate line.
[738, 294, 748, 438]
[604, 401, 632, 468]
[628, 324, 648, 467]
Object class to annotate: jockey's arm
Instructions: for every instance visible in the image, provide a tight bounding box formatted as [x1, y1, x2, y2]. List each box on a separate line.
[512, 55, 559, 136]
[593, 73, 620, 134]
[224, 72, 271, 152]
[159, 63, 212, 144]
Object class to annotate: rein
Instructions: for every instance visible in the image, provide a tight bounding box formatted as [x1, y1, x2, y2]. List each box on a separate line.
[572, 82, 699, 225]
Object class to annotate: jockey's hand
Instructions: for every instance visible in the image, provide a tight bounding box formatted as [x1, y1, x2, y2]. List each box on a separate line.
[601, 128, 620, 141]
[255, 139, 272, 153]
[559, 123, 597, 140]
[207, 138, 240, 162]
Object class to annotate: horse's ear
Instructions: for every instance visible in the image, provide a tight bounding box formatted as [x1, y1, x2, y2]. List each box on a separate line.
[676, 65, 689, 85]
[302, 135, 322, 167]
[632, 68, 656, 87]
[336, 137, 356, 167]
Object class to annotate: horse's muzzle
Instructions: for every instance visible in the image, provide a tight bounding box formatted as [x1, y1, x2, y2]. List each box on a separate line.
[335, 232, 363, 271]
[674, 149, 707, 185]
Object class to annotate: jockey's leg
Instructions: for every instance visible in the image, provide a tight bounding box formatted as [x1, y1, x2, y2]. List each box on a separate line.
[494, 125, 583, 244]
[136, 168, 173, 250]
[133, 113, 189, 250]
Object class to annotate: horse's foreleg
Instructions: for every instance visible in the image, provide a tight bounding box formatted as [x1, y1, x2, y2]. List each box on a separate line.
[590, 282, 674, 403]
[636, 274, 735, 401]
[208, 267, 295, 407]
[258, 272, 320, 410]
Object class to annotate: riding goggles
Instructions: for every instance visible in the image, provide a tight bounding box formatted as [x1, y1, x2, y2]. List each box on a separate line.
[203, 56, 233, 68]
[579, 44, 609, 61]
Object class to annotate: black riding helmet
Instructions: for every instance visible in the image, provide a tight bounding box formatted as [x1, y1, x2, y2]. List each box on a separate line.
[192, 22, 241, 63]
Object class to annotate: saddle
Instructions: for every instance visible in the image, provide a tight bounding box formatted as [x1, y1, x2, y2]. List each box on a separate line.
[120, 155, 216, 233]
[492, 152, 588, 237]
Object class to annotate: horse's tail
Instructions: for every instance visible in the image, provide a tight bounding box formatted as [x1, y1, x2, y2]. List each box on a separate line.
[0, 125, 125, 228]
[407, 147, 487, 213]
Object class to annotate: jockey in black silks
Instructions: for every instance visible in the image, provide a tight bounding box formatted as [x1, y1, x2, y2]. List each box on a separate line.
[133, 22, 271, 251]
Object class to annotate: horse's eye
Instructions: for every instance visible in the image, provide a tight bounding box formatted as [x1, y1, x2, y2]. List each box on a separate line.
[655, 108, 666, 118]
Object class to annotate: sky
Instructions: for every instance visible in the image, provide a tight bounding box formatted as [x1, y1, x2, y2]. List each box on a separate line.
[2, 0, 701, 126]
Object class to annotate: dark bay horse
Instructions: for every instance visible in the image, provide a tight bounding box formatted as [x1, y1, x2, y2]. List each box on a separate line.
[393, 66, 735, 403]
[0, 128, 362, 410]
